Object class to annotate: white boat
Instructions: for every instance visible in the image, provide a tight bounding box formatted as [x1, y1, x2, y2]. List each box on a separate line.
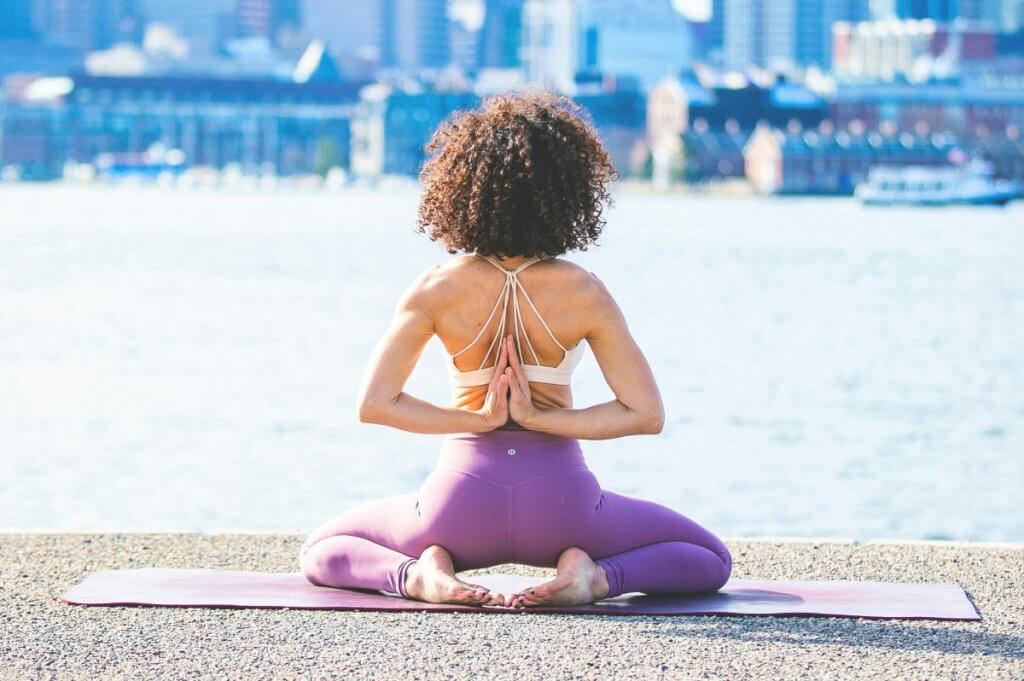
[855, 161, 1020, 206]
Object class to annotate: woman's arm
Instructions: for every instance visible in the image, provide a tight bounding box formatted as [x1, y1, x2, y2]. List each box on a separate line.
[505, 274, 665, 440]
[356, 268, 511, 434]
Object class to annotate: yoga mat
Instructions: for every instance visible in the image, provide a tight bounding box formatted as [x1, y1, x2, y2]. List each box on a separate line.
[63, 569, 980, 621]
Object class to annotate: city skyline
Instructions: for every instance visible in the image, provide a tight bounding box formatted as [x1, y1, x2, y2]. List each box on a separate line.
[2, 0, 1022, 186]
[3, 0, 1021, 85]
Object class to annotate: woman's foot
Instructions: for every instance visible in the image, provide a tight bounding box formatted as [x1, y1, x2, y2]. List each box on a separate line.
[514, 547, 610, 608]
[402, 545, 494, 606]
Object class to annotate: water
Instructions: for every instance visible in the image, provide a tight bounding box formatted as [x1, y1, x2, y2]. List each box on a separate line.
[1, 184, 1022, 541]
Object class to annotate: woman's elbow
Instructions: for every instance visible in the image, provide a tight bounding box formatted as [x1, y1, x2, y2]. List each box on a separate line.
[356, 395, 389, 424]
[642, 411, 665, 435]
[633, 406, 665, 435]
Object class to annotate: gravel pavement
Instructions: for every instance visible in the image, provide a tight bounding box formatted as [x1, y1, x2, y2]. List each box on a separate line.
[1, 534, 1021, 680]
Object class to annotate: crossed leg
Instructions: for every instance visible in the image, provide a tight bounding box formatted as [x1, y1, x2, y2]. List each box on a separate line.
[298, 492, 501, 605]
[588, 489, 733, 597]
[299, 493, 420, 594]
[300, 483, 731, 607]
[513, 484, 732, 606]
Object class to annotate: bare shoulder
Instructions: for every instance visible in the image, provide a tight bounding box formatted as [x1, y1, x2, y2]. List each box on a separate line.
[546, 259, 616, 309]
[401, 255, 477, 311]
[537, 257, 595, 285]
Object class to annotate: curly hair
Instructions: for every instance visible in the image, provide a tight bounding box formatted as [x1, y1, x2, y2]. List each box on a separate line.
[417, 91, 617, 258]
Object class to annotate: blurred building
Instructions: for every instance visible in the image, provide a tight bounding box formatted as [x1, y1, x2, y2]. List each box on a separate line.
[522, 0, 578, 91]
[0, 44, 364, 180]
[478, 0, 524, 68]
[723, 0, 864, 71]
[66, 71, 358, 173]
[42, 0, 142, 51]
[2, 0, 145, 75]
[832, 76, 1024, 137]
[449, 13, 481, 72]
[385, 0, 451, 72]
[579, 0, 692, 90]
[574, 74, 647, 173]
[692, 0, 726, 64]
[0, 1, 38, 40]
[298, 1, 384, 77]
[0, 83, 66, 179]
[351, 86, 478, 177]
[680, 124, 749, 181]
[298, 0, 449, 76]
[971, 127, 1024, 179]
[649, 71, 828, 137]
[136, 0, 234, 57]
[648, 70, 828, 184]
[873, 0, 958, 20]
[744, 126, 960, 193]
[233, 0, 301, 42]
[832, 18, 999, 81]
[871, 0, 1023, 29]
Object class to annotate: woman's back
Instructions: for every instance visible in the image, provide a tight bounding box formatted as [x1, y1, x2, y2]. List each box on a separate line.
[423, 254, 600, 412]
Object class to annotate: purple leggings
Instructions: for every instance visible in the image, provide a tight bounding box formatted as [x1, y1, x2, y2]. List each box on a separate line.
[300, 430, 732, 598]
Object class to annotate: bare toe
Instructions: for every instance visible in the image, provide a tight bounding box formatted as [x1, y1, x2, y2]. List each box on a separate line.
[519, 548, 608, 607]
[405, 546, 492, 606]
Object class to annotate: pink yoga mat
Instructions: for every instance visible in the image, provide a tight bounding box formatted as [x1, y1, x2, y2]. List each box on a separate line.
[62, 569, 980, 621]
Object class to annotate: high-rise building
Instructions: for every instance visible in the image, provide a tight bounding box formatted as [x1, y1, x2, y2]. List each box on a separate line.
[694, 0, 726, 62]
[299, 0, 448, 75]
[724, 0, 866, 70]
[478, 0, 524, 68]
[0, 0, 38, 40]
[522, 0, 578, 91]
[1004, 0, 1024, 31]
[234, 0, 300, 41]
[723, 0, 770, 69]
[896, 0, 959, 19]
[872, 0, 1020, 28]
[40, 0, 140, 51]
[137, 0, 233, 56]
[959, 0, 1006, 24]
[795, 0, 863, 68]
[235, 0, 272, 38]
[579, 0, 692, 89]
[383, 0, 450, 71]
[833, 17, 998, 79]
[300, 1, 383, 60]
[450, 15, 481, 72]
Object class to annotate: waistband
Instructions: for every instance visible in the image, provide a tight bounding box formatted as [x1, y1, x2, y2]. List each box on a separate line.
[438, 430, 586, 486]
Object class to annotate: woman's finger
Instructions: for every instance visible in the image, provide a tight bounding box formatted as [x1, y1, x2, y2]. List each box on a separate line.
[504, 366, 517, 396]
[494, 335, 509, 376]
[496, 374, 509, 407]
[506, 367, 528, 403]
[486, 343, 507, 395]
[506, 336, 530, 389]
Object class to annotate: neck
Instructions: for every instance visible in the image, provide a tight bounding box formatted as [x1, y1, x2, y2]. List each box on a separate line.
[480, 253, 533, 270]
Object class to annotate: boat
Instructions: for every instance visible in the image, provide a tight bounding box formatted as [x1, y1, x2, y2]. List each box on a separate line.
[855, 161, 1020, 206]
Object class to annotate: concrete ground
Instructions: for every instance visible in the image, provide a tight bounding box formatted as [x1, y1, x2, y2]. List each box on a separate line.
[1, 534, 1021, 680]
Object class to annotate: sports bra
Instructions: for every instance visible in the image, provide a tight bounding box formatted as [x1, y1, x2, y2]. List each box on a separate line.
[446, 254, 586, 388]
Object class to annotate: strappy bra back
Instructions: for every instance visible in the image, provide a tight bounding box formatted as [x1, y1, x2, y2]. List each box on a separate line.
[446, 254, 586, 388]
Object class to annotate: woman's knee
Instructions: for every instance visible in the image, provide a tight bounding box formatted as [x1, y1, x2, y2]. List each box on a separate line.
[710, 541, 733, 590]
[299, 536, 349, 587]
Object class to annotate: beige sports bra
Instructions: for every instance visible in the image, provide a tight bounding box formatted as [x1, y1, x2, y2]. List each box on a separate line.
[446, 254, 586, 388]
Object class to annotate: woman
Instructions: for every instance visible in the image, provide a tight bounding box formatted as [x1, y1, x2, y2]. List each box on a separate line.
[300, 92, 731, 608]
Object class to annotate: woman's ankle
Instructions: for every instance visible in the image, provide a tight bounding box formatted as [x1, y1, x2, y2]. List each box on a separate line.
[398, 558, 419, 599]
[592, 562, 610, 600]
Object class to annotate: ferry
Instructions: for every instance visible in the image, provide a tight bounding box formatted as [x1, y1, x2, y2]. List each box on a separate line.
[855, 162, 1020, 207]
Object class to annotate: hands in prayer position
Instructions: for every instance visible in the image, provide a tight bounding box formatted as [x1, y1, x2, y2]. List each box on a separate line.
[476, 336, 541, 431]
